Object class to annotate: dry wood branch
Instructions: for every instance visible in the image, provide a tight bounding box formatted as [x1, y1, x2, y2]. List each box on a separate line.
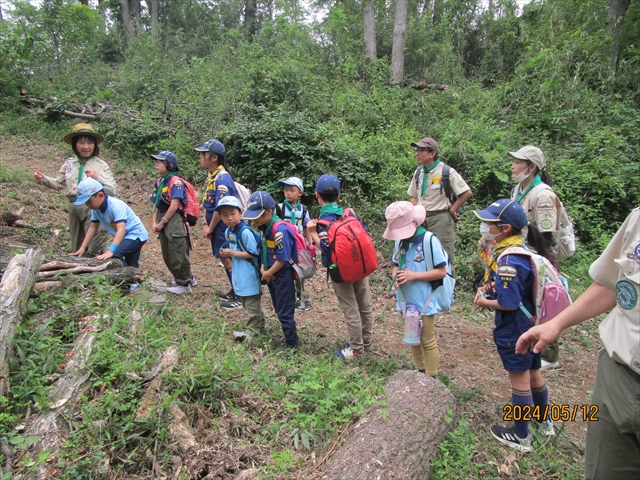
[37, 262, 111, 278]
[0, 248, 43, 397]
[136, 347, 180, 421]
[12, 314, 101, 479]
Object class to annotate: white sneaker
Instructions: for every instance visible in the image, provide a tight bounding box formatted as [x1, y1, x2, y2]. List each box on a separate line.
[171, 275, 197, 287]
[167, 284, 192, 294]
[335, 346, 364, 359]
[541, 360, 559, 371]
[535, 418, 556, 437]
[233, 331, 251, 342]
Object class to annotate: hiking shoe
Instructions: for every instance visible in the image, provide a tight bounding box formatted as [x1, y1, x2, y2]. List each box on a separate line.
[490, 425, 532, 453]
[535, 418, 556, 437]
[167, 284, 192, 295]
[295, 299, 312, 311]
[233, 331, 251, 342]
[541, 360, 560, 371]
[172, 275, 198, 288]
[344, 341, 373, 352]
[220, 296, 242, 310]
[336, 346, 364, 359]
[219, 290, 235, 301]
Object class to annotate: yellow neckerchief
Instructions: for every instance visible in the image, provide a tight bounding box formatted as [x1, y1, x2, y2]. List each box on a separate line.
[203, 165, 225, 203]
[482, 234, 525, 284]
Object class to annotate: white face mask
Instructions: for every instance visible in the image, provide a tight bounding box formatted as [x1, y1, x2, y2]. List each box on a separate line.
[513, 167, 532, 183]
[479, 222, 498, 240]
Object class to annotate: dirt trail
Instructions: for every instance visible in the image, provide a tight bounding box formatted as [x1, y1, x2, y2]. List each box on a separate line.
[0, 134, 598, 453]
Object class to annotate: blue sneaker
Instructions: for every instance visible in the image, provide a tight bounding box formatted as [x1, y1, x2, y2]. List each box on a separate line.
[343, 341, 373, 352]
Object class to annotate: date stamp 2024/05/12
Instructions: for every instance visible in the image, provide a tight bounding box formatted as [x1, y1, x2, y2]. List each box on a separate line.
[503, 404, 599, 422]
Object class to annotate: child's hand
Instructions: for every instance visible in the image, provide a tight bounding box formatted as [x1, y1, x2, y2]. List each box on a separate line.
[69, 247, 85, 257]
[306, 220, 317, 233]
[33, 171, 44, 182]
[396, 268, 416, 285]
[473, 289, 490, 308]
[262, 270, 274, 283]
[220, 248, 233, 258]
[84, 169, 99, 180]
[96, 250, 114, 261]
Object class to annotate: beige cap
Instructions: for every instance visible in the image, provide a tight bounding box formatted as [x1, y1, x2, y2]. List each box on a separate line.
[508, 145, 546, 170]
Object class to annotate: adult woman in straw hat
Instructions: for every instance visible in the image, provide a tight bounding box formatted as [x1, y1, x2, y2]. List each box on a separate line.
[33, 123, 119, 256]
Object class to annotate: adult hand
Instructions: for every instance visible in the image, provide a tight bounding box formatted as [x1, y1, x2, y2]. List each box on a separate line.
[33, 171, 44, 182]
[449, 207, 460, 222]
[515, 322, 562, 355]
[96, 250, 114, 261]
[84, 169, 99, 180]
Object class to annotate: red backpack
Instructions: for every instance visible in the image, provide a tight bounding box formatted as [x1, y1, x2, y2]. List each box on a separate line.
[166, 176, 200, 226]
[317, 208, 378, 283]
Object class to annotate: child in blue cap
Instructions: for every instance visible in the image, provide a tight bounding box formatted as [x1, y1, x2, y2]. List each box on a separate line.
[243, 191, 299, 349]
[70, 178, 148, 268]
[473, 199, 554, 452]
[277, 176, 313, 311]
[194, 139, 241, 309]
[216, 196, 267, 340]
[149, 151, 193, 294]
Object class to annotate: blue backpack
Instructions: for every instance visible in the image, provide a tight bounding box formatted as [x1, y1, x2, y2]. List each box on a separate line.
[424, 231, 456, 311]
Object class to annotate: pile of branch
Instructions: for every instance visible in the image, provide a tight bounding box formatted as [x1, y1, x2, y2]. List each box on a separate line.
[21, 97, 110, 120]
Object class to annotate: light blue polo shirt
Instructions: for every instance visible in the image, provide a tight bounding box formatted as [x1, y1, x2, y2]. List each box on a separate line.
[392, 231, 448, 316]
[91, 195, 149, 242]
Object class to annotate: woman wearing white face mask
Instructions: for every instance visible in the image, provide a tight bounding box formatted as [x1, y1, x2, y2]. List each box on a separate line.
[507, 145, 563, 370]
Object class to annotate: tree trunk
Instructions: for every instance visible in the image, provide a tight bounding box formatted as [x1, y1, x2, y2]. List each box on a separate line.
[0, 249, 43, 397]
[244, 0, 257, 39]
[119, 0, 134, 44]
[98, 0, 107, 26]
[605, 0, 630, 71]
[431, 0, 442, 27]
[391, 0, 408, 83]
[149, 0, 158, 39]
[130, 0, 141, 19]
[363, 0, 377, 58]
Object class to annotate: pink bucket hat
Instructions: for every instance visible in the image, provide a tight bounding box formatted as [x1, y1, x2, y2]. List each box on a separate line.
[383, 201, 427, 240]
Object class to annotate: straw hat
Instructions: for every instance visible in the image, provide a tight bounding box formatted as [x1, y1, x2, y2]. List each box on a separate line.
[62, 123, 104, 145]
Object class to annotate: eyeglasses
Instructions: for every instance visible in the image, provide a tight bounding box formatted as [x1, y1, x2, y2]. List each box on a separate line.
[416, 148, 433, 154]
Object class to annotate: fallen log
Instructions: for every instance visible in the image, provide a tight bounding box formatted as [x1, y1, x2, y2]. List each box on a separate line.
[12, 314, 100, 479]
[0, 248, 43, 397]
[320, 370, 456, 479]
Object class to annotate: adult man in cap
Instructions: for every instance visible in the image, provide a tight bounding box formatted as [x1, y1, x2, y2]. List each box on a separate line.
[408, 137, 472, 262]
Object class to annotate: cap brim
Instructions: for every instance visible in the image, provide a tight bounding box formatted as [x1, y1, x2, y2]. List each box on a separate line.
[278, 180, 303, 190]
[242, 207, 265, 220]
[507, 151, 528, 160]
[74, 195, 91, 206]
[150, 154, 164, 160]
[215, 204, 242, 213]
[473, 209, 500, 222]
[383, 223, 417, 241]
[194, 146, 209, 152]
[63, 131, 104, 145]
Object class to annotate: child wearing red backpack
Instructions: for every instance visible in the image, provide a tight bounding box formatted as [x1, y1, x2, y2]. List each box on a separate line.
[307, 174, 375, 359]
[473, 199, 554, 452]
[149, 151, 192, 294]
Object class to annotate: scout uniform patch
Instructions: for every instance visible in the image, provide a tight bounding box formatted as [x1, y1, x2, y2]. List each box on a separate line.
[497, 265, 517, 286]
[616, 280, 638, 310]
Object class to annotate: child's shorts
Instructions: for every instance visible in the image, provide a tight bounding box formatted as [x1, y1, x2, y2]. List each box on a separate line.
[495, 336, 542, 372]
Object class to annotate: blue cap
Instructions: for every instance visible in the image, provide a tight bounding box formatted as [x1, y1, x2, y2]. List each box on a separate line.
[316, 174, 340, 194]
[474, 199, 528, 230]
[74, 178, 104, 205]
[242, 191, 275, 220]
[194, 139, 225, 156]
[151, 150, 179, 172]
[277, 176, 304, 192]
[214, 195, 244, 212]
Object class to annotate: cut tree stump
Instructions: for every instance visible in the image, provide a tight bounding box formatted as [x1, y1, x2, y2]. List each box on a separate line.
[0, 248, 43, 397]
[320, 370, 456, 480]
[12, 313, 101, 480]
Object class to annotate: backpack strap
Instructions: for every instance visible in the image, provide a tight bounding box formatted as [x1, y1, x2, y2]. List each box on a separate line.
[270, 220, 298, 267]
[441, 164, 451, 200]
[413, 166, 423, 196]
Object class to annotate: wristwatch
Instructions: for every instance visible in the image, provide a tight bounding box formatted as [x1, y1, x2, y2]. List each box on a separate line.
[161, 217, 167, 223]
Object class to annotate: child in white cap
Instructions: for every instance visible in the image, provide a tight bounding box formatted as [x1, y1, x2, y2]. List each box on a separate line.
[384, 201, 448, 377]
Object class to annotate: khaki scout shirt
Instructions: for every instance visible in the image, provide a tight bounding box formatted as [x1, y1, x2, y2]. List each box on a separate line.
[40, 156, 119, 198]
[407, 162, 471, 212]
[590, 207, 640, 374]
[513, 183, 560, 233]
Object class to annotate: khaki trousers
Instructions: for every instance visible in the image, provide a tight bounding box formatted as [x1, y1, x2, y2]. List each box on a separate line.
[158, 214, 191, 285]
[332, 277, 374, 354]
[426, 210, 456, 263]
[241, 293, 266, 336]
[409, 314, 439, 375]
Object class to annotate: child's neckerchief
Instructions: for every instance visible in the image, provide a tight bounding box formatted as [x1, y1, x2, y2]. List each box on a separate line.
[283, 199, 300, 226]
[319, 202, 344, 217]
[261, 214, 282, 269]
[204, 165, 225, 202]
[153, 172, 175, 211]
[486, 235, 525, 279]
[390, 226, 427, 291]
[421, 159, 441, 197]
[76, 155, 94, 185]
[515, 174, 543, 203]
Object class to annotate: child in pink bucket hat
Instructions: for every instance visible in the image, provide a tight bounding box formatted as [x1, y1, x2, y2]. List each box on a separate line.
[384, 201, 448, 377]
